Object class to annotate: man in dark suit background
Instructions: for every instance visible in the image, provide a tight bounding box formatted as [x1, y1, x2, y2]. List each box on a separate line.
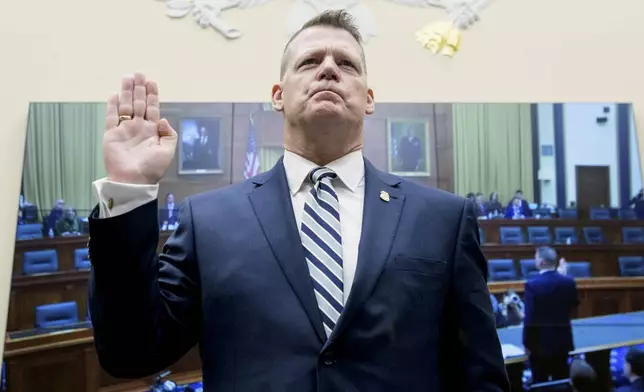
[87, 10, 509, 392]
[190, 125, 219, 170]
[523, 246, 579, 383]
[616, 347, 644, 392]
[158, 192, 179, 230]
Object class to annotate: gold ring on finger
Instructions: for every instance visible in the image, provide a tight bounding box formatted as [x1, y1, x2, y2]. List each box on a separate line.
[118, 115, 132, 125]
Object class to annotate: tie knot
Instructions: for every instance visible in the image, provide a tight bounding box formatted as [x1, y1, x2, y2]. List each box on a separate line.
[309, 167, 337, 184]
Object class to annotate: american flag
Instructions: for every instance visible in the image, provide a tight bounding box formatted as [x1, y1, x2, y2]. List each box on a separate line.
[244, 117, 261, 179]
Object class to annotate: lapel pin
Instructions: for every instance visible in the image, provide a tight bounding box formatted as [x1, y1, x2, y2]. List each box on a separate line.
[380, 191, 390, 202]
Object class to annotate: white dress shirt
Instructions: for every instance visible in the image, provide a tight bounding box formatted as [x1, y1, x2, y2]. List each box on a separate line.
[91, 149, 365, 302]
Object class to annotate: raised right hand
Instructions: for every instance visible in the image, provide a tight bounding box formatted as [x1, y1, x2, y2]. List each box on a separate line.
[103, 72, 177, 185]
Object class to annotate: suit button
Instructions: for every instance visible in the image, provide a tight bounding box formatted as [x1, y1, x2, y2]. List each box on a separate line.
[322, 352, 336, 367]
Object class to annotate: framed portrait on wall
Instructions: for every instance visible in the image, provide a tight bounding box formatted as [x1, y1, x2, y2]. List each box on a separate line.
[387, 118, 431, 177]
[178, 117, 223, 174]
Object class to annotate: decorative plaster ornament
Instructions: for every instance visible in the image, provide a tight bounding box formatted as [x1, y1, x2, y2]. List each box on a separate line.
[157, 0, 494, 55]
[390, 0, 494, 55]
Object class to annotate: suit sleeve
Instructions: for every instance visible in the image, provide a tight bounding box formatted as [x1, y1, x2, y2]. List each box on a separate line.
[522, 281, 535, 349]
[88, 196, 202, 378]
[440, 200, 510, 392]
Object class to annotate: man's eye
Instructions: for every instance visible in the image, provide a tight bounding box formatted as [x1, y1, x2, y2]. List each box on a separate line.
[299, 59, 318, 67]
[339, 60, 356, 69]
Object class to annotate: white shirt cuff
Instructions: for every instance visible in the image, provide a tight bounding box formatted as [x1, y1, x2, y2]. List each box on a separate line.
[92, 178, 159, 218]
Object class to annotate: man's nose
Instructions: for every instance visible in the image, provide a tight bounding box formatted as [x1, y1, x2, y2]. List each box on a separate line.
[317, 58, 340, 81]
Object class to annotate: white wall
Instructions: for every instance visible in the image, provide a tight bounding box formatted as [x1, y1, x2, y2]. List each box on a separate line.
[563, 103, 619, 207]
[630, 106, 643, 195]
[537, 103, 557, 205]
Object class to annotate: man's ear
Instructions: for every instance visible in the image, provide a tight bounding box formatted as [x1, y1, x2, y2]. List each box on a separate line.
[272, 84, 284, 112]
[365, 88, 375, 115]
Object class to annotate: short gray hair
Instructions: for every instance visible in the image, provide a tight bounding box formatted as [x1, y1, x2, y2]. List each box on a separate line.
[279, 9, 366, 79]
[536, 246, 558, 266]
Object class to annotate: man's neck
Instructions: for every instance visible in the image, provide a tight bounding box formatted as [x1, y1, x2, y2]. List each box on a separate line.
[283, 121, 363, 166]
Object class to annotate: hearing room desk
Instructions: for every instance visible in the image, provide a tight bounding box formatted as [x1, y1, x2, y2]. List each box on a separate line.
[5, 304, 644, 392]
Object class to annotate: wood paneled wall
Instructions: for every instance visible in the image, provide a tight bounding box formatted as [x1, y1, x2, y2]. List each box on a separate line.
[156, 102, 455, 203]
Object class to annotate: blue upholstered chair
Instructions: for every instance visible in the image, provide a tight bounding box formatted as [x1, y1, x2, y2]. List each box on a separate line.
[35, 301, 79, 328]
[488, 259, 518, 282]
[16, 223, 43, 240]
[554, 227, 578, 244]
[590, 208, 611, 220]
[566, 261, 592, 278]
[22, 249, 58, 275]
[618, 256, 644, 277]
[500, 227, 524, 244]
[582, 227, 605, 244]
[527, 226, 552, 244]
[74, 248, 91, 269]
[520, 259, 539, 279]
[622, 227, 644, 244]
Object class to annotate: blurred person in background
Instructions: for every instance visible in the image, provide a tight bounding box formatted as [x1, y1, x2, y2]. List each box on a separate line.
[523, 246, 579, 383]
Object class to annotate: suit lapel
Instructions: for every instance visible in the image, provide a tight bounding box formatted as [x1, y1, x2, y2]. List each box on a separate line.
[325, 159, 405, 347]
[247, 159, 326, 343]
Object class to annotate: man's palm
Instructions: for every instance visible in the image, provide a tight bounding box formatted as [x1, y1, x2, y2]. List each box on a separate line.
[103, 73, 177, 185]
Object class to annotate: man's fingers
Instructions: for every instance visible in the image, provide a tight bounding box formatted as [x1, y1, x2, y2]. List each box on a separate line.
[105, 93, 119, 130]
[118, 75, 134, 117]
[133, 72, 147, 119]
[158, 118, 176, 138]
[145, 80, 160, 122]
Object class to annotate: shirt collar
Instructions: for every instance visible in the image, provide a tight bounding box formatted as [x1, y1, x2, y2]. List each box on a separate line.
[283, 149, 365, 196]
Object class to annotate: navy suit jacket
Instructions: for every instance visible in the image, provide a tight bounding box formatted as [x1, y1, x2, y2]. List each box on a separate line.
[522, 270, 580, 357]
[87, 158, 509, 392]
[616, 378, 644, 392]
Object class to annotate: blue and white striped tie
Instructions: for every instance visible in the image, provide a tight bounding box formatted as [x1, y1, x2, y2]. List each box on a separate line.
[301, 167, 344, 339]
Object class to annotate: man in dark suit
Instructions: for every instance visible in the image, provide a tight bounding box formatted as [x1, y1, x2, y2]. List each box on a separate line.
[523, 246, 579, 383]
[616, 347, 644, 392]
[158, 192, 179, 230]
[88, 10, 509, 392]
[190, 125, 219, 170]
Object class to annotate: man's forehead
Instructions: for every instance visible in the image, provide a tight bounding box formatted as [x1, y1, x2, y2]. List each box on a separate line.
[288, 26, 362, 57]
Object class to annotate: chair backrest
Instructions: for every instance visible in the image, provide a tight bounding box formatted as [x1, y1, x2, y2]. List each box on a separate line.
[558, 208, 578, 219]
[73, 248, 90, 269]
[619, 209, 637, 220]
[566, 261, 592, 278]
[590, 208, 611, 220]
[35, 301, 79, 328]
[488, 259, 518, 281]
[500, 226, 524, 244]
[618, 256, 644, 277]
[22, 249, 58, 275]
[582, 227, 605, 244]
[554, 227, 578, 244]
[16, 223, 43, 240]
[528, 226, 552, 244]
[520, 259, 539, 279]
[622, 227, 644, 244]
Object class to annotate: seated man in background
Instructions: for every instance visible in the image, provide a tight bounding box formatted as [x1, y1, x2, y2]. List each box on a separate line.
[617, 347, 644, 392]
[523, 246, 579, 383]
[54, 207, 81, 236]
[474, 192, 487, 217]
